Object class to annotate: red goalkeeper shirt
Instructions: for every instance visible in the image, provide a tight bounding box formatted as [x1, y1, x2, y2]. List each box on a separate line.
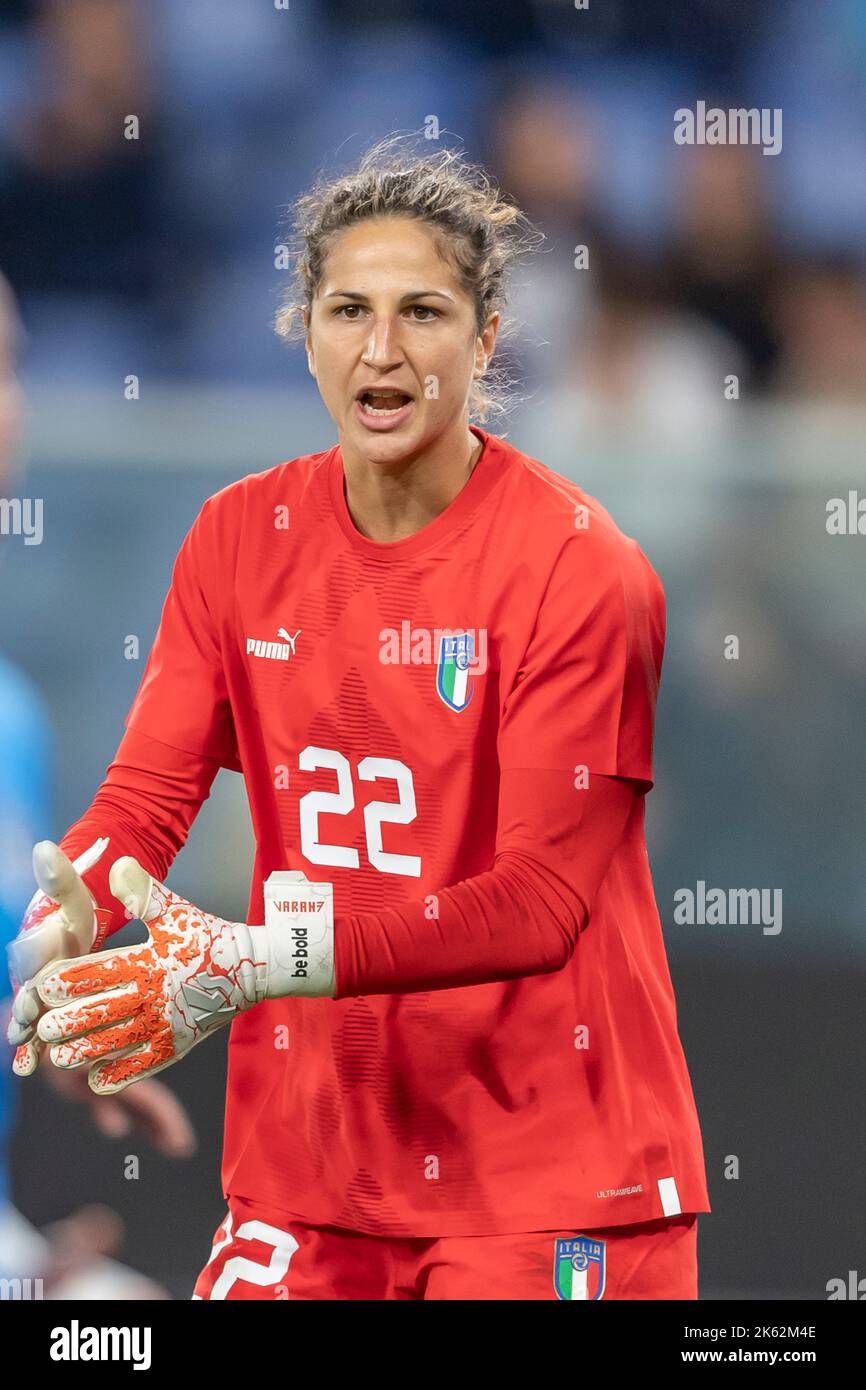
[60, 425, 711, 1236]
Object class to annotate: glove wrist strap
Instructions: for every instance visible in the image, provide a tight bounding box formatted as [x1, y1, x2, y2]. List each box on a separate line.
[249, 872, 335, 1000]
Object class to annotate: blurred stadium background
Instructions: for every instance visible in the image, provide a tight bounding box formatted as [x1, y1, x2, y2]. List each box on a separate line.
[1, 0, 864, 1298]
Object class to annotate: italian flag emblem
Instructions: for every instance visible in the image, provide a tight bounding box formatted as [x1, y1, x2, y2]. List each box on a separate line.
[436, 632, 475, 712]
[553, 1236, 606, 1300]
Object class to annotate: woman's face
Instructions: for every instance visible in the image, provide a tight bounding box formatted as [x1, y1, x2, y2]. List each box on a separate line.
[304, 215, 498, 462]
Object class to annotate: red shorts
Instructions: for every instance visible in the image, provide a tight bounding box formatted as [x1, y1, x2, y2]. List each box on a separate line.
[192, 1196, 699, 1300]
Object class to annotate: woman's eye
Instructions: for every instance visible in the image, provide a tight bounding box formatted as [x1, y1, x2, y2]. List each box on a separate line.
[334, 304, 363, 319]
[409, 305, 439, 321]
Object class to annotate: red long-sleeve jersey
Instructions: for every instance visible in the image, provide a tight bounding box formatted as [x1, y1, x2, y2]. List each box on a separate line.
[58, 425, 711, 1236]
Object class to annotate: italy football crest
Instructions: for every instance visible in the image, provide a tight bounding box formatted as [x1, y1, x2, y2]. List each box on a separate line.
[436, 631, 475, 712]
[553, 1236, 606, 1300]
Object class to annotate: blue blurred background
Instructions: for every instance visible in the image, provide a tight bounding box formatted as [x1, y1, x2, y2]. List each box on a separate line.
[0, 0, 864, 1299]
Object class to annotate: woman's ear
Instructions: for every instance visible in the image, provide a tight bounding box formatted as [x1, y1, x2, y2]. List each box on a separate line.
[304, 307, 318, 378]
[304, 312, 316, 378]
[474, 311, 500, 377]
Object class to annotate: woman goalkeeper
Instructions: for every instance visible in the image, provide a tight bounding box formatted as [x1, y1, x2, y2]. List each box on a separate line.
[7, 135, 710, 1301]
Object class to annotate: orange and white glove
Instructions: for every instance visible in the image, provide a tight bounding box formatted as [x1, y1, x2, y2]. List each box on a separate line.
[29, 857, 335, 1095]
[7, 838, 114, 1075]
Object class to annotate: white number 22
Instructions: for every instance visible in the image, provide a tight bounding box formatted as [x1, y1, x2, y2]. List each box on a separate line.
[298, 746, 422, 877]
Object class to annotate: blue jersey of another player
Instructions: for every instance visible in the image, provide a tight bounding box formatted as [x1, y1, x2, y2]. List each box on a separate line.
[0, 652, 52, 1206]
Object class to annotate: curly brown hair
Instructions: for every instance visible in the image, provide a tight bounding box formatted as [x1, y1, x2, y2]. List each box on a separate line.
[273, 133, 542, 423]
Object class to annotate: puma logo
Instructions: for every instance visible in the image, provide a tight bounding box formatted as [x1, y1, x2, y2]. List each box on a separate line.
[246, 627, 302, 662]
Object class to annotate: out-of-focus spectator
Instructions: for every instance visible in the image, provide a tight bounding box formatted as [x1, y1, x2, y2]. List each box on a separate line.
[521, 237, 744, 485]
[660, 144, 781, 394]
[770, 257, 866, 403]
[487, 77, 614, 396]
[0, 0, 164, 381]
[0, 0, 157, 299]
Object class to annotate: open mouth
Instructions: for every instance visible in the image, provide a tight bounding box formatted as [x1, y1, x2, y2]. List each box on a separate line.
[357, 390, 413, 417]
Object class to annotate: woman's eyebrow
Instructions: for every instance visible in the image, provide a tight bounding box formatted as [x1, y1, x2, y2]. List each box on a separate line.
[323, 289, 455, 302]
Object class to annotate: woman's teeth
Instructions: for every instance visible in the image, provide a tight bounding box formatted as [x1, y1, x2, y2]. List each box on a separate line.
[360, 395, 409, 415]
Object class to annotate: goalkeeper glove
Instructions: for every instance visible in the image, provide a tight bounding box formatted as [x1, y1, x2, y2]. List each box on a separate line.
[30, 856, 335, 1095]
[7, 838, 113, 1075]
